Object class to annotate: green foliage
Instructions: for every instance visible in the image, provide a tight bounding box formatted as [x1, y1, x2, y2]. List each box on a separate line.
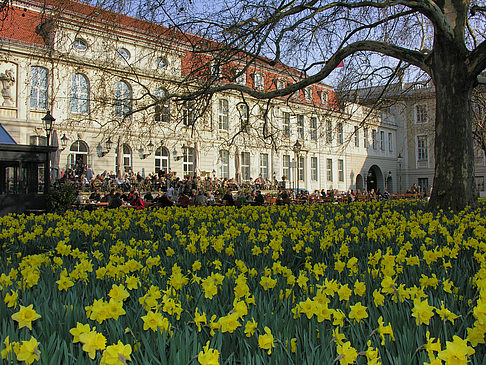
[46, 183, 78, 214]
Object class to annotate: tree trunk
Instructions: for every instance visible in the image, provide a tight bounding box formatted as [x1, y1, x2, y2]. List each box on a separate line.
[428, 35, 477, 210]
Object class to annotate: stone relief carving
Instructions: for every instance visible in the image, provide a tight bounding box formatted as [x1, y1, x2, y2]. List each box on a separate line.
[0, 69, 15, 107]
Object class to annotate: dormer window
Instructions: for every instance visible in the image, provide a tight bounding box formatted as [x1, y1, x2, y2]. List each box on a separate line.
[73, 38, 88, 52]
[304, 87, 312, 101]
[211, 62, 221, 78]
[320, 90, 329, 105]
[156, 56, 168, 68]
[253, 73, 264, 90]
[276, 79, 286, 90]
[117, 48, 131, 62]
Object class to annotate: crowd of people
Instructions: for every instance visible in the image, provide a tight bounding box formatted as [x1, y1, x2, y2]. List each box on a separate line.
[65, 164, 425, 211]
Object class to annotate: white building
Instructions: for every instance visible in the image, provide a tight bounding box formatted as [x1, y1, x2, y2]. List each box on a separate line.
[0, 0, 399, 197]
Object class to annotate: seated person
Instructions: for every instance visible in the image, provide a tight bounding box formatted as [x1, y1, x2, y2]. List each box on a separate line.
[130, 191, 145, 210]
[254, 190, 265, 205]
[108, 192, 123, 209]
[222, 189, 235, 206]
[89, 189, 101, 201]
[193, 190, 208, 206]
[178, 193, 192, 208]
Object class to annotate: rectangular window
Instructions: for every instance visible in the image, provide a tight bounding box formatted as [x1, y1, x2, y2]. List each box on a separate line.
[241, 152, 250, 181]
[415, 104, 428, 124]
[254, 73, 264, 90]
[30, 66, 48, 110]
[476, 176, 485, 192]
[364, 127, 369, 148]
[304, 87, 312, 101]
[337, 123, 344, 145]
[418, 178, 429, 193]
[320, 91, 328, 105]
[236, 69, 246, 85]
[259, 153, 269, 179]
[29, 135, 47, 146]
[282, 112, 290, 138]
[310, 117, 318, 141]
[183, 147, 194, 176]
[338, 159, 344, 182]
[326, 159, 333, 182]
[388, 132, 393, 152]
[218, 99, 229, 130]
[220, 150, 229, 179]
[372, 129, 377, 150]
[282, 154, 290, 180]
[311, 157, 318, 181]
[417, 135, 428, 161]
[354, 126, 359, 147]
[183, 101, 195, 126]
[297, 114, 304, 140]
[298, 156, 304, 181]
[239, 103, 249, 132]
[326, 120, 332, 144]
[380, 131, 385, 151]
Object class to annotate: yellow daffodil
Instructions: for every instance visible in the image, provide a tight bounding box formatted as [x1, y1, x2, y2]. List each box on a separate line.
[16, 337, 40, 365]
[11, 304, 41, 330]
[258, 327, 275, 355]
[198, 341, 219, 365]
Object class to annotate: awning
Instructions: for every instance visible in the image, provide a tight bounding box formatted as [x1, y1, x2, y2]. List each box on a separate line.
[0, 124, 16, 144]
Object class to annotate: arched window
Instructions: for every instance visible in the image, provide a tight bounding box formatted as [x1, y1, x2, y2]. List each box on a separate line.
[155, 88, 170, 123]
[115, 81, 132, 117]
[116, 144, 132, 173]
[70, 73, 89, 114]
[30, 66, 48, 110]
[155, 146, 170, 173]
[68, 140, 89, 169]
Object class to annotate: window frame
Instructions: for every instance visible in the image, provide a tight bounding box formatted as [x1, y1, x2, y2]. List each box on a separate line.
[253, 73, 264, 90]
[30, 66, 48, 110]
[114, 80, 132, 118]
[417, 135, 429, 162]
[183, 146, 195, 177]
[297, 114, 305, 140]
[183, 101, 195, 126]
[337, 122, 344, 145]
[282, 154, 290, 180]
[259, 153, 269, 179]
[338, 159, 344, 182]
[310, 116, 318, 141]
[326, 159, 333, 182]
[70, 73, 90, 114]
[241, 151, 251, 181]
[282, 111, 291, 138]
[219, 150, 229, 179]
[218, 99, 229, 131]
[326, 120, 333, 144]
[415, 104, 428, 124]
[311, 156, 318, 181]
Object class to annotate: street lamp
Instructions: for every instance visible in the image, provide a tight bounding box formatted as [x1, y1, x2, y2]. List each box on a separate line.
[42, 110, 55, 194]
[397, 153, 403, 193]
[60, 133, 69, 150]
[293, 140, 302, 194]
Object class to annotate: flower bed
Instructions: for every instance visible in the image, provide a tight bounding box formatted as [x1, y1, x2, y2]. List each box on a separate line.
[0, 201, 485, 364]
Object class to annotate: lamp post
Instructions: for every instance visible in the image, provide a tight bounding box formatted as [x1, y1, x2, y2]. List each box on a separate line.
[397, 153, 403, 193]
[293, 140, 302, 194]
[42, 110, 55, 194]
